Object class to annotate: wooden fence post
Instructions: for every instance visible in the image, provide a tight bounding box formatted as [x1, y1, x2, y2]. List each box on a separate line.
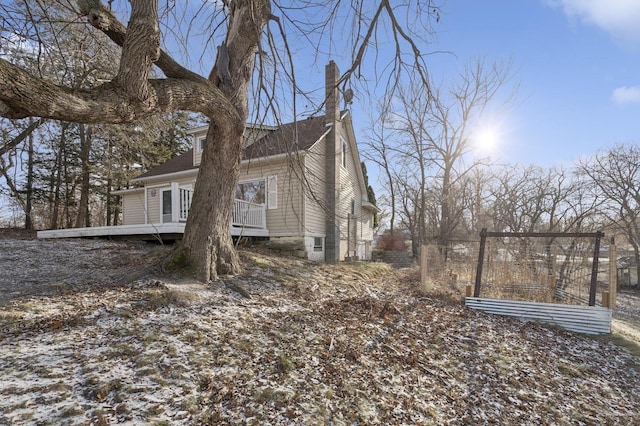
[609, 238, 617, 310]
[465, 284, 473, 297]
[588, 232, 604, 306]
[474, 228, 488, 297]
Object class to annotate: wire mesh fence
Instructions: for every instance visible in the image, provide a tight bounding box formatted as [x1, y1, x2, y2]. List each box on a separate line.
[421, 231, 612, 306]
[420, 243, 479, 291]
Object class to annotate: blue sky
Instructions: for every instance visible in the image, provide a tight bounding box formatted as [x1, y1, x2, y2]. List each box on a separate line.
[3, 0, 640, 221]
[416, 0, 640, 167]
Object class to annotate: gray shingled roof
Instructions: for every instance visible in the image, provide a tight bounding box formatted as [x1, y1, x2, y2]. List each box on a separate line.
[134, 116, 328, 181]
[133, 149, 197, 180]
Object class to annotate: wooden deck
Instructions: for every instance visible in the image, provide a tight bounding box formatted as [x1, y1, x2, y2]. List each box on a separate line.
[37, 223, 269, 241]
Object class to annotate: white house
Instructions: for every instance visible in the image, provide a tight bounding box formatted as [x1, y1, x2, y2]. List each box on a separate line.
[38, 62, 378, 262]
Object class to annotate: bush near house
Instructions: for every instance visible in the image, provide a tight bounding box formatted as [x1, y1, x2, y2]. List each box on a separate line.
[375, 231, 408, 251]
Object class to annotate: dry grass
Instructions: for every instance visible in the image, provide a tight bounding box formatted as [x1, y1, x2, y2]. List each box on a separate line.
[1, 241, 640, 424]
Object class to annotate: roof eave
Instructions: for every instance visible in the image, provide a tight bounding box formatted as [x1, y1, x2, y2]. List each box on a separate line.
[362, 200, 380, 213]
[112, 187, 145, 195]
[131, 168, 198, 183]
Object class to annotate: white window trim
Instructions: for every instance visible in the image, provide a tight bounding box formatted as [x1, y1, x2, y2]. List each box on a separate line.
[341, 137, 348, 169]
[236, 178, 266, 205]
[160, 188, 172, 223]
[197, 136, 206, 152]
[267, 175, 278, 210]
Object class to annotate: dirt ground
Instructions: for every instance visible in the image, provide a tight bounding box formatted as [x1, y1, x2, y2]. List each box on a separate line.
[0, 233, 167, 306]
[1, 231, 640, 424]
[2, 230, 639, 344]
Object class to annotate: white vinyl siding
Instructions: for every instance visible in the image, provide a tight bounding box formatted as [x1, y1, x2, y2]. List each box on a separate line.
[267, 175, 278, 210]
[337, 125, 374, 259]
[338, 130, 357, 258]
[146, 187, 161, 223]
[302, 126, 374, 260]
[120, 189, 146, 225]
[122, 177, 194, 225]
[302, 136, 328, 235]
[238, 157, 302, 236]
[193, 131, 206, 166]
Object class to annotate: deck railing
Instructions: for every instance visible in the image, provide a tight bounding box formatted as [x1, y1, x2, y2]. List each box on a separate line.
[179, 187, 192, 222]
[232, 199, 267, 229]
[169, 183, 266, 229]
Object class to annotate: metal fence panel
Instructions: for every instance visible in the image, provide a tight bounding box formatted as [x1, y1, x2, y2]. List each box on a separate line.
[465, 297, 612, 335]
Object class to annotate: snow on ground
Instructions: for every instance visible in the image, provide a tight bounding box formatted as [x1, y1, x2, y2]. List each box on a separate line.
[1, 236, 640, 425]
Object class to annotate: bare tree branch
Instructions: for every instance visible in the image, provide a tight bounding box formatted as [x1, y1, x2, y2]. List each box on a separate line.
[0, 118, 47, 157]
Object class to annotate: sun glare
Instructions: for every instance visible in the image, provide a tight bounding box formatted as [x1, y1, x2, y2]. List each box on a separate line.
[472, 125, 501, 157]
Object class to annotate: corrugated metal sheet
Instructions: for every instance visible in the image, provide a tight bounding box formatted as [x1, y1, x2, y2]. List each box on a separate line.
[465, 297, 612, 335]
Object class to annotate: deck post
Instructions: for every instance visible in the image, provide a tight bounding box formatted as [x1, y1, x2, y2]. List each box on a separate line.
[170, 182, 180, 223]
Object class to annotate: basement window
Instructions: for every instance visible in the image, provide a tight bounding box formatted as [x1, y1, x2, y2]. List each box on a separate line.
[314, 237, 323, 252]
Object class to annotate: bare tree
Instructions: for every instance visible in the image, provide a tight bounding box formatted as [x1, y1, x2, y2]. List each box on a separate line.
[384, 58, 513, 256]
[362, 104, 398, 233]
[578, 144, 640, 284]
[459, 166, 494, 235]
[1, 0, 440, 281]
[491, 165, 599, 234]
[490, 164, 599, 285]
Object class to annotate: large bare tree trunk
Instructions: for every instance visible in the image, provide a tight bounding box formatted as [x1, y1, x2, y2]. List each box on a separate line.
[181, 125, 243, 280]
[178, 0, 270, 282]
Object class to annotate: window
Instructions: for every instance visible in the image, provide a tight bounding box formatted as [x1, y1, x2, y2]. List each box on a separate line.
[350, 199, 356, 215]
[235, 176, 277, 209]
[198, 136, 206, 151]
[236, 179, 266, 204]
[341, 138, 348, 168]
[314, 237, 323, 252]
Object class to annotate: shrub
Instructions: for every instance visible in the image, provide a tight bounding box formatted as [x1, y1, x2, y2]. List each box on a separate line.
[375, 231, 408, 251]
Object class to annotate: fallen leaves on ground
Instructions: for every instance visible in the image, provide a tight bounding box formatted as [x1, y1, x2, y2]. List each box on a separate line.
[1, 239, 639, 425]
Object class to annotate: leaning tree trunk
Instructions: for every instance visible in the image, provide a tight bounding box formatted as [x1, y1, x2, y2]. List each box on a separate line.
[0, 0, 268, 280]
[178, 0, 271, 282]
[181, 123, 244, 281]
